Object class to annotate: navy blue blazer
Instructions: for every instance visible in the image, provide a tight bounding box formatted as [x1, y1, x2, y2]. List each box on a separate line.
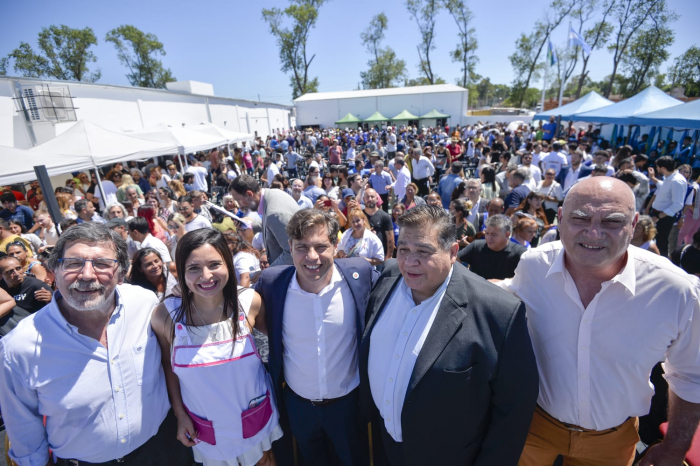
[255, 258, 376, 405]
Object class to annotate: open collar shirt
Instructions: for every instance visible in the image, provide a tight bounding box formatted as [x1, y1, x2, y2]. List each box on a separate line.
[0, 284, 168, 465]
[499, 242, 700, 430]
[368, 266, 453, 442]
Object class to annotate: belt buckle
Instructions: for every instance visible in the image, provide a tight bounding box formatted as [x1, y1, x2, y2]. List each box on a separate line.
[310, 399, 324, 407]
[116, 458, 126, 463]
[68, 461, 80, 466]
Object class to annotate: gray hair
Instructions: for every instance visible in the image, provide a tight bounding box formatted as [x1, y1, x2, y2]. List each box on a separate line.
[46, 223, 130, 279]
[397, 205, 456, 251]
[512, 168, 530, 182]
[103, 201, 128, 219]
[412, 147, 423, 157]
[466, 178, 482, 188]
[485, 214, 512, 235]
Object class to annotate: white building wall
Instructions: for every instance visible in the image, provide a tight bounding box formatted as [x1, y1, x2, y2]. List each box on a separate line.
[0, 76, 293, 149]
[296, 90, 468, 128]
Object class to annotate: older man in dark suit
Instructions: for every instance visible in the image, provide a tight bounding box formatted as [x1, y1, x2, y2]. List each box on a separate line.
[360, 205, 538, 465]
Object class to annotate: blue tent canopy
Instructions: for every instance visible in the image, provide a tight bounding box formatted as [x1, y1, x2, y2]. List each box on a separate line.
[533, 91, 614, 121]
[572, 86, 683, 125]
[631, 98, 700, 130]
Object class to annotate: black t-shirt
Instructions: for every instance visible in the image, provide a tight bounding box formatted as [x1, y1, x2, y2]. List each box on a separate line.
[457, 239, 527, 280]
[671, 244, 700, 275]
[1, 276, 53, 314]
[364, 209, 393, 255]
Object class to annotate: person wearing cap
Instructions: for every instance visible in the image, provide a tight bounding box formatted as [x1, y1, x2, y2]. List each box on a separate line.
[369, 159, 394, 213]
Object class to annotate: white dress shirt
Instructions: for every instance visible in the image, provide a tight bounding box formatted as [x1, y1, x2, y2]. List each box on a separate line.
[282, 265, 359, 400]
[368, 266, 454, 441]
[392, 166, 412, 200]
[186, 166, 209, 192]
[520, 164, 542, 186]
[295, 195, 313, 209]
[499, 242, 700, 430]
[563, 165, 582, 192]
[266, 163, 280, 187]
[0, 285, 169, 465]
[411, 156, 435, 180]
[652, 170, 688, 216]
[140, 233, 172, 263]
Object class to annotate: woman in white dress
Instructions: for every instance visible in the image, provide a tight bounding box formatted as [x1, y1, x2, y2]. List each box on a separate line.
[151, 229, 282, 466]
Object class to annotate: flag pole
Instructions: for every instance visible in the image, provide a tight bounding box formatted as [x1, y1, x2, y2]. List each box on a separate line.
[558, 21, 572, 108]
[540, 54, 548, 113]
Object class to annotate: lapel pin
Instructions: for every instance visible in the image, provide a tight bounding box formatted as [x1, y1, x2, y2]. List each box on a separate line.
[352, 272, 359, 280]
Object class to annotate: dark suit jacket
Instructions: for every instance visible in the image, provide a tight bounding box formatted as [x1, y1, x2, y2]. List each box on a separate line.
[360, 261, 538, 465]
[255, 258, 376, 406]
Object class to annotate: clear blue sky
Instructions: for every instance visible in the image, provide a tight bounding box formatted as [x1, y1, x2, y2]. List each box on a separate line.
[1, 0, 698, 105]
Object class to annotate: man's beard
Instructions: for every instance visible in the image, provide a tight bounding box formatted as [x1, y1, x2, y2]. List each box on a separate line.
[366, 201, 376, 209]
[65, 280, 111, 311]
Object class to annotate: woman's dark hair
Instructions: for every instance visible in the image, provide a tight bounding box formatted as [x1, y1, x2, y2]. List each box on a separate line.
[451, 181, 468, 202]
[517, 191, 549, 226]
[9, 219, 28, 234]
[322, 173, 337, 187]
[128, 247, 164, 294]
[158, 186, 176, 200]
[223, 230, 261, 259]
[273, 173, 289, 189]
[171, 229, 241, 342]
[481, 165, 497, 185]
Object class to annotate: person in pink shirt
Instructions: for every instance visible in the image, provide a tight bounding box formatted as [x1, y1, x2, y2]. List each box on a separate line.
[328, 140, 343, 165]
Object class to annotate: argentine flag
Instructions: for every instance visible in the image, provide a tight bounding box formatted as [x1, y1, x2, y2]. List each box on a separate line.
[547, 40, 558, 66]
[569, 26, 592, 56]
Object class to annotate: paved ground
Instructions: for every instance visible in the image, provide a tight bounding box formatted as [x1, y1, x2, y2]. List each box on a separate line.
[0, 430, 7, 466]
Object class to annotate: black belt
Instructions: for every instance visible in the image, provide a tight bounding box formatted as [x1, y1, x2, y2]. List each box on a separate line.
[286, 384, 352, 407]
[55, 441, 143, 465]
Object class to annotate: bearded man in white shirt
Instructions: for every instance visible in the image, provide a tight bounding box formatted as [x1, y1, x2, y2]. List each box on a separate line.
[499, 176, 700, 466]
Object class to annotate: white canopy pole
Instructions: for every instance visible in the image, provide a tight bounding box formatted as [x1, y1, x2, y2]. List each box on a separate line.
[93, 167, 107, 211]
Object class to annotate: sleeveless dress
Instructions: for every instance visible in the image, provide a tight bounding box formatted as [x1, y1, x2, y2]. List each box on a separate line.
[164, 287, 282, 465]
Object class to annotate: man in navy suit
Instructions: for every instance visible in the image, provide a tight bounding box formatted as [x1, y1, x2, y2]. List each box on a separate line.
[360, 205, 538, 465]
[256, 208, 375, 465]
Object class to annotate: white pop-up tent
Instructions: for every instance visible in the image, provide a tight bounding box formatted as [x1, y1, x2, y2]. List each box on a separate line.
[190, 122, 254, 145]
[572, 87, 683, 125]
[127, 125, 227, 155]
[0, 145, 93, 185]
[533, 91, 614, 121]
[29, 120, 178, 166]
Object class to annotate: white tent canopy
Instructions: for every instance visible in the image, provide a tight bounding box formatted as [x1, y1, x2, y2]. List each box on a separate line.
[126, 125, 227, 155]
[29, 120, 178, 166]
[572, 87, 683, 125]
[190, 122, 254, 144]
[0, 145, 93, 185]
[533, 91, 614, 121]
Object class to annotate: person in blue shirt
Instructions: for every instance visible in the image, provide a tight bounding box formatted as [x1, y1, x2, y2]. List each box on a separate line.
[437, 162, 465, 209]
[269, 137, 279, 151]
[677, 136, 693, 165]
[542, 116, 557, 142]
[368, 160, 394, 212]
[0, 192, 34, 231]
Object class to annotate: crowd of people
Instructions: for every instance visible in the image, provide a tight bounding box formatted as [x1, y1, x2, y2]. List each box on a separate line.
[0, 118, 698, 466]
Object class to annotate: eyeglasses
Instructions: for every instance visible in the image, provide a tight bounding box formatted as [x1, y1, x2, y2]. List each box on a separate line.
[57, 258, 119, 273]
[545, 173, 556, 176]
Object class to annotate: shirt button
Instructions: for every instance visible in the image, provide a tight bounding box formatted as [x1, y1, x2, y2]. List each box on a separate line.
[403, 332, 408, 336]
[386, 418, 391, 422]
[119, 414, 125, 419]
[120, 438, 126, 444]
[412, 310, 417, 314]
[394, 354, 399, 359]
[388, 378, 393, 383]
[115, 387, 121, 392]
[385, 400, 390, 405]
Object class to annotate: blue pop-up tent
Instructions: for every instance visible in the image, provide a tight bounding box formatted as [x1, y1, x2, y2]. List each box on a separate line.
[572, 86, 683, 125]
[631, 98, 700, 130]
[533, 91, 614, 121]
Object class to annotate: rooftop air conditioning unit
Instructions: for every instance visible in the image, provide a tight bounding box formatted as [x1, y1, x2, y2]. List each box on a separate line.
[21, 85, 77, 123]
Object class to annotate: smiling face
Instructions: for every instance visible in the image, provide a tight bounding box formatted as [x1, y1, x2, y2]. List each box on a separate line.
[559, 177, 637, 276]
[397, 225, 458, 304]
[184, 244, 229, 299]
[290, 224, 336, 294]
[140, 252, 163, 280]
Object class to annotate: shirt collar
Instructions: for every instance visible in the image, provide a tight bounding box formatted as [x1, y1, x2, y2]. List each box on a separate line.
[257, 189, 265, 216]
[545, 243, 636, 296]
[290, 264, 342, 296]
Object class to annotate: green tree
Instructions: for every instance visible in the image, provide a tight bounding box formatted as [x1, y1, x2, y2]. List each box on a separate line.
[618, 19, 674, 96]
[668, 45, 700, 97]
[504, 87, 540, 108]
[4, 25, 100, 81]
[0, 57, 7, 75]
[407, 0, 442, 84]
[605, 0, 672, 97]
[405, 77, 447, 86]
[575, 0, 615, 98]
[508, 0, 576, 108]
[262, 0, 326, 99]
[105, 25, 175, 89]
[444, 0, 478, 88]
[360, 13, 408, 89]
